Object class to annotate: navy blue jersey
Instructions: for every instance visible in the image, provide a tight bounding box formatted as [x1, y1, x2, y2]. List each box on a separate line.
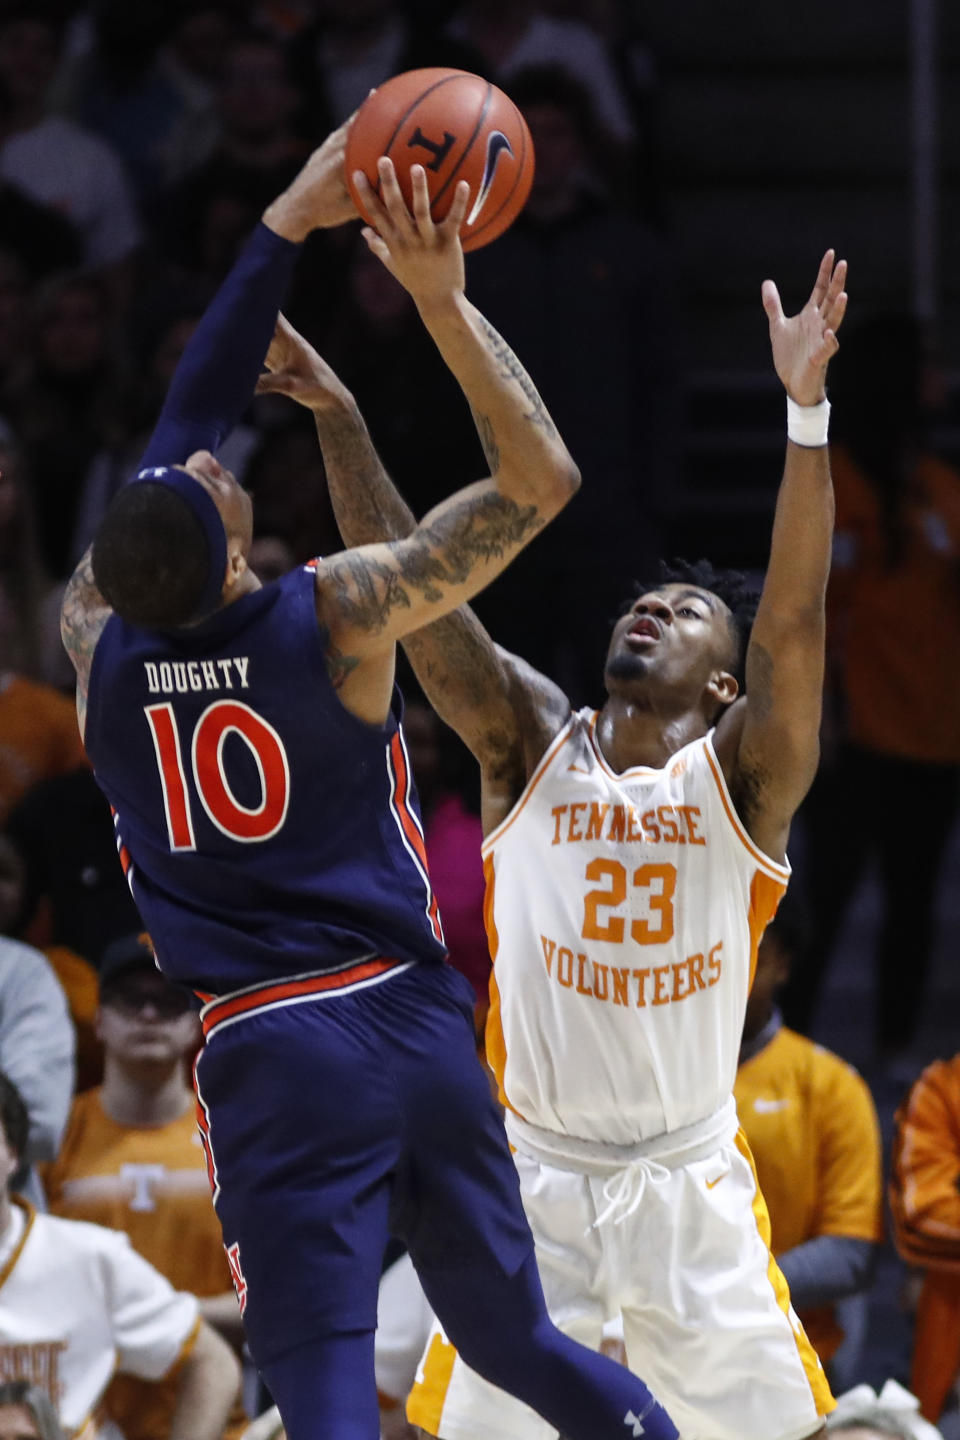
[84, 562, 447, 993]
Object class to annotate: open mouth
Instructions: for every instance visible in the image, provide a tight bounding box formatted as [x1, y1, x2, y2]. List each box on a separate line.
[627, 617, 661, 644]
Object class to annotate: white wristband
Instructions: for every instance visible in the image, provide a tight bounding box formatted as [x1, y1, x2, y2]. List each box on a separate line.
[787, 396, 830, 447]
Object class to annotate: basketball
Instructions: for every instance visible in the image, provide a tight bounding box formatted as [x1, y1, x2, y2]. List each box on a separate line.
[346, 68, 535, 253]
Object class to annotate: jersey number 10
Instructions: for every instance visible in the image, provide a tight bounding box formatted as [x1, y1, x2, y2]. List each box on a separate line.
[146, 700, 290, 849]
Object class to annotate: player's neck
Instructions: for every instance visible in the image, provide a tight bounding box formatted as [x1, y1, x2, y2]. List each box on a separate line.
[596, 698, 707, 774]
[101, 1058, 192, 1128]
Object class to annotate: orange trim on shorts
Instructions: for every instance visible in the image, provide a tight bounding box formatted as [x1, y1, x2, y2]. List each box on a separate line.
[200, 959, 403, 1037]
[734, 1128, 836, 1418]
[406, 1329, 458, 1434]
[702, 739, 790, 879]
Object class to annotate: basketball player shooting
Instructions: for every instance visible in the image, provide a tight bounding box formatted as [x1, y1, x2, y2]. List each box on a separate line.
[262, 244, 848, 1440]
[59, 126, 681, 1440]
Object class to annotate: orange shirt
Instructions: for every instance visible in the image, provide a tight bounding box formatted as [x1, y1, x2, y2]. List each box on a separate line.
[43, 1088, 237, 1440]
[827, 446, 960, 763]
[735, 1026, 884, 1361]
[0, 673, 87, 824]
[890, 1055, 960, 1420]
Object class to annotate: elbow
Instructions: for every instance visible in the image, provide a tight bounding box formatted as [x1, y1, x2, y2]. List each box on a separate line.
[541, 454, 582, 517]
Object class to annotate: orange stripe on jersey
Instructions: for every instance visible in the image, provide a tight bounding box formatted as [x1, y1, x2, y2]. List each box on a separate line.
[734, 1128, 836, 1417]
[702, 740, 790, 880]
[481, 714, 576, 855]
[747, 868, 788, 991]
[389, 732, 443, 943]
[200, 958, 403, 1037]
[406, 1330, 458, 1435]
[482, 854, 521, 1118]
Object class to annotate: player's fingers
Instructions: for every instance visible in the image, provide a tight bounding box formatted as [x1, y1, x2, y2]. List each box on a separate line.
[361, 225, 393, 266]
[256, 371, 291, 395]
[352, 169, 393, 235]
[443, 179, 471, 235]
[378, 157, 416, 237]
[823, 290, 848, 334]
[760, 278, 784, 325]
[822, 259, 848, 318]
[809, 248, 835, 309]
[410, 165, 435, 240]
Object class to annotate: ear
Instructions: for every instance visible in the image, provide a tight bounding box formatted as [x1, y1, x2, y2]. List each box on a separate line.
[705, 669, 739, 712]
[223, 539, 248, 594]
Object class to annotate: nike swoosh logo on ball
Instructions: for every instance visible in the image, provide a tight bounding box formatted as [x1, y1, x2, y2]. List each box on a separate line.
[467, 131, 514, 225]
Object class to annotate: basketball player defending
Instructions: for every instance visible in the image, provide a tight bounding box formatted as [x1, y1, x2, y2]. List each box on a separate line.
[59, 131, 679, 1440]
[262, 213, 847, 1440]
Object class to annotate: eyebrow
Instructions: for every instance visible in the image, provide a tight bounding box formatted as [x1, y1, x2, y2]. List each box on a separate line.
[671, 589, 716, 612]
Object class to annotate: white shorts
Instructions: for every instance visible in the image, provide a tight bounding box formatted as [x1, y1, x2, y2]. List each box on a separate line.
[407, 1119, 832, 1440]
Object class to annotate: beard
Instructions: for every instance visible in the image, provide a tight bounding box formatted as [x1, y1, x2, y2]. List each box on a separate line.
[605, 650, 652, 683]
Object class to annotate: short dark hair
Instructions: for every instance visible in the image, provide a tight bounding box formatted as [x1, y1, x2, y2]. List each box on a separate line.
[93, 481, 211, 628]
[627, 557, 760, 691]
[0, 1070, 28, 1170]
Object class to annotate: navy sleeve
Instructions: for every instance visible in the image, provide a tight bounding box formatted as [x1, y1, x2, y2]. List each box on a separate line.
[138, 222, 300, 472]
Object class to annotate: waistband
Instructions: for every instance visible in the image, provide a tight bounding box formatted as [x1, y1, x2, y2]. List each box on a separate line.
[199, 956, 413, 1041]
[505, 1095, 739, 1177]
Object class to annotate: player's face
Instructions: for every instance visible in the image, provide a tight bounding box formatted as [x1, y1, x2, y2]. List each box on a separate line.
[97, 971, 200, 1066]
[604, 584, 737, 705]
[0, 1404, 40, 1440]
[179, 450, 253, 551]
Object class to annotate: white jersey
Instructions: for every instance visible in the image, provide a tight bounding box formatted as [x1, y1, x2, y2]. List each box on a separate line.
[483, 709, 789, 1144]
[0, 1200, 199, 1439]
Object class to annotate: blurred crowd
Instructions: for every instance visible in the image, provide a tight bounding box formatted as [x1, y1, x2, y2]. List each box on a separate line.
[0, 0, 957, 1437]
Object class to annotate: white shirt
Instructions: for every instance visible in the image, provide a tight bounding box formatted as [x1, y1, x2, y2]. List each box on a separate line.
[0, 1200, 198, 1438]
[0, 116, 141, 265]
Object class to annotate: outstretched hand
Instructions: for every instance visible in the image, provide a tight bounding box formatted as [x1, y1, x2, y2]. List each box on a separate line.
[762, 250, 848, 406]
[262, 117, 358, 240]
[353, 158, 470, 310]
[256, 314, 355, 412]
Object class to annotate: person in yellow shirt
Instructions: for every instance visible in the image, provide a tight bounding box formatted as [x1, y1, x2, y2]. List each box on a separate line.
[734, 900, 884, 1371]
[42, 933, 244, 1440]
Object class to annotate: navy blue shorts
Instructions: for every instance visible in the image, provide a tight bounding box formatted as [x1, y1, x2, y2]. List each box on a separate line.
[193, 960, 533, 1366]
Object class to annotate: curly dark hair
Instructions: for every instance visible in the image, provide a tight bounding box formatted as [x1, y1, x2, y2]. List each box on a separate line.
[92, 481, 212, 629]
[625, 557, 760, 691]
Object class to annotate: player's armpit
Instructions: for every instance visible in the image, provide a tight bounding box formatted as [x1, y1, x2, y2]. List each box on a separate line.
[60, 547, 112, 736]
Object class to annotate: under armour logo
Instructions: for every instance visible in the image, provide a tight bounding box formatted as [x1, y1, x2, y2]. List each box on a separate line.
[624, 1412, 645, 1437]
[225, 1241, 248, 1315]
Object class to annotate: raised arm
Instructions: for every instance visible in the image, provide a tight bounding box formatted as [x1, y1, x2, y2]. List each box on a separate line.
[311, 160, 580, 674]
[61, 123, 356, 731]
[259, 162, 574, 801]
[714, 251, 848, 862]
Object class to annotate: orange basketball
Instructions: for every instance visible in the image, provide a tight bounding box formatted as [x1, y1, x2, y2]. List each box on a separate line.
[346, 68, 535, 253]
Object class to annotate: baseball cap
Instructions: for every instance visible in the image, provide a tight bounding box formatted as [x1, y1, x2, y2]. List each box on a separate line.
[99, 932, 159, 990]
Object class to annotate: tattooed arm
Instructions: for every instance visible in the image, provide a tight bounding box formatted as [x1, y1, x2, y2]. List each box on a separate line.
[260, 166, 578, 743]
[60, 547, 112, 737]
[714, 251, 848, 863]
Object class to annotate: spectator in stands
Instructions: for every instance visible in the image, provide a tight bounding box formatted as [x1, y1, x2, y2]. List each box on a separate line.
[0, 422, 52, 683]
[287, 0, 483, 135]
[43, 932, 246, 1440]
[786, 315, 960, 1065]
[0, 589, 86, 825]
[6, 270, 131, 581]
[0, 936, 73, 1206]
[0, 1071, 239, 1438]
[0, 5, 142, 279]
[890, 1054, 960, 1423]
[827, 1380, 946, 1440]
[465, 65, 678, 695]
[444, 0, 636, 146]
[0, 1381, 65, 1440]
[156, 31, 310, 272]
[157, 3, 238, 187]
[734, 900, 884, 1374]
[247, 534, 295, 586]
